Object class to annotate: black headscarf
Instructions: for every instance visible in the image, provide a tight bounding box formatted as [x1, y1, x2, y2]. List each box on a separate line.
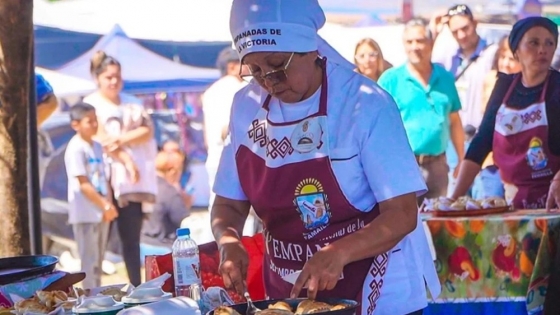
[509, 16, 559, 53]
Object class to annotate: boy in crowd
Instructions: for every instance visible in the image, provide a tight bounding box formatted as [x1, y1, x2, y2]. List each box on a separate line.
[64, 102, 137, 288]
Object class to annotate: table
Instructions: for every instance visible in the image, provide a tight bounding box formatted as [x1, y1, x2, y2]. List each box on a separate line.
[421, 209, 560, 315]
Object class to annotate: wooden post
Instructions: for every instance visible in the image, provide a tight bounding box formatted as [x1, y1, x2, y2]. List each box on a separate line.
[0, 0, 33, 257]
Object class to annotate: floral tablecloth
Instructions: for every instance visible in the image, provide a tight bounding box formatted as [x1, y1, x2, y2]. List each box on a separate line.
[422, 209, 560, 315]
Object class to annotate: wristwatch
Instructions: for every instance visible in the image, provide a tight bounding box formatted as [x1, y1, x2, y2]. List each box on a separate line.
[103, 203, 112, 211]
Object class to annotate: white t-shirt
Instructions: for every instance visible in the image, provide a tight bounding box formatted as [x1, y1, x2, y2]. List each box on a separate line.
[214, 60, 440, 313]
[64, 135, 108, 224]
[202, 75, 247, 169]
[84, 92, 142, 128]
[84, 92, 158, 203]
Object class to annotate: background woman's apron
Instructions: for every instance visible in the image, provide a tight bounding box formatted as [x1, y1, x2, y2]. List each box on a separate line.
[235, 60, 389, 315]
[493, 73, 560, 209]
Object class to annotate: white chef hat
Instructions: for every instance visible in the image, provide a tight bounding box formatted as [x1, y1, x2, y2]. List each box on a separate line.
[229, 0, 355, 70]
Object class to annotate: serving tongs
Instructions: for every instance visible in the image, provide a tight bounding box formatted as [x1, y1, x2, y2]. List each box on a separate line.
[244, 291, 261, 315]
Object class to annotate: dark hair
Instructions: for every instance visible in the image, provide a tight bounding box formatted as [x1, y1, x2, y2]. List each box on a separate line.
[509, 17, 559, 53]
[70, 102, 96, 122]
[447, 4, 474, 21]
[90, 50, 121, 77]
[216, 47, 240, 76]
[491, 35, 511, 71]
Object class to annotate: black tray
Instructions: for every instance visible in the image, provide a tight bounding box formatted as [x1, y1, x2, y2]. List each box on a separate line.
[0, 255, 58, 285]
[207, 298, 359, 315]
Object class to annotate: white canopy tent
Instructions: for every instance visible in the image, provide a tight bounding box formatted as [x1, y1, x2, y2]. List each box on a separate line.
[36, 67, 96, 97]
[56, 25, 220, 92]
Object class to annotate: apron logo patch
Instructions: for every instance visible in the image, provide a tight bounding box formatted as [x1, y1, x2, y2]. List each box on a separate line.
[526, 137, 553, 179]
[294, 178, 331, 239]
[527, 137, 548, 171]
[290, 118, 323, 153]
[498, 112, 523, 135]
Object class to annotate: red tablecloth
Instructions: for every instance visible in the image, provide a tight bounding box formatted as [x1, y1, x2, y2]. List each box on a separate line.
[146, 233, 265, 302]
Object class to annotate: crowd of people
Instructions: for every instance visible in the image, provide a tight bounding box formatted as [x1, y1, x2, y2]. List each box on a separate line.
[352, 5, 560, 210]
[32, 0, 560, 313]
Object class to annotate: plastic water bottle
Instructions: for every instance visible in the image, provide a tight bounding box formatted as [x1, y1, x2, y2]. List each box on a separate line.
[172, 228, 202, 300]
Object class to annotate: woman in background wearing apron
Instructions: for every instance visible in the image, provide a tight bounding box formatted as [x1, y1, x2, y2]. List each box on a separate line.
[210, 1, 440, 314]
[452, 17, 560, 211]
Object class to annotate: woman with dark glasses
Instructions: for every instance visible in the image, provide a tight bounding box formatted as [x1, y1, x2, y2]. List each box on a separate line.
[209, 0, 440, 314]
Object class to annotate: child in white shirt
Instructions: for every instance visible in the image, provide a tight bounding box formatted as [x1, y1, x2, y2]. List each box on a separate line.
[64, 102, 137, 288]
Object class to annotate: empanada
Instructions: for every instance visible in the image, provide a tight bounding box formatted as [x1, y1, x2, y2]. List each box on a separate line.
[36, 290, 68, 308]
[296, 301, 331, 315]
[214, 306, 242, 315]
[257, 310, 294, 315]
[14, 299, 51, 314]
[100, 287, 126, 301]
[329, 304, 347, 311]
[268, 301, 292, 312]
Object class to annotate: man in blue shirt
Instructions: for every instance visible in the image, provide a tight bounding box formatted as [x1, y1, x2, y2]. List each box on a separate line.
[431, 4, 497, 129]
[378, 18, 464, 203]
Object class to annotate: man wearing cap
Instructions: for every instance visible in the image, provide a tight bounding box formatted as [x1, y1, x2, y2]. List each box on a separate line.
[210, 1, 440, 314]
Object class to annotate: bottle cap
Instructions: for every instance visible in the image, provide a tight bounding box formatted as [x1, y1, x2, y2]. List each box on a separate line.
[176, 228, 191, 237]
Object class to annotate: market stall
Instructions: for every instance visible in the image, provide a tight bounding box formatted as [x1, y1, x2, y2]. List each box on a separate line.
[422, 209, 560, 315]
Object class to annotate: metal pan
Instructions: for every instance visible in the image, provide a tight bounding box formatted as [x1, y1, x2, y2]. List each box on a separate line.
[207, 298, 359, 315]
[0, 255, 58, 285]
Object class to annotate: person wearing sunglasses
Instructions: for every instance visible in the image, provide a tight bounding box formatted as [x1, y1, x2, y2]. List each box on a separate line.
[210, 0, 440, 314]
[432, 4, 498, 129]
[431, 4, 498, 195]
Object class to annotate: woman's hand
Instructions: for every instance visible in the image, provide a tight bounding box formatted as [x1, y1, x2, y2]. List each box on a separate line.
[290, 245, 348, 299]
[219, 242, 249, 294]
[546, 178, 560, 212]
[124, 161, 140, 184]
[101, 136, 121, 153]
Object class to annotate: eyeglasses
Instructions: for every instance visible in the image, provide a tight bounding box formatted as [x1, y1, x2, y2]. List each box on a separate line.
[355, 52, 379, 61]
[447, 4, 473, 18]
[240, 52, 295, 84]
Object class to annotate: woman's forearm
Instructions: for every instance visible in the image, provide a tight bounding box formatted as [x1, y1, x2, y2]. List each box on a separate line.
[329, 192, 418, 265]
[451, 159, 482, 199]
[119, 126, 153, 146]
[211, 196, 251, 247]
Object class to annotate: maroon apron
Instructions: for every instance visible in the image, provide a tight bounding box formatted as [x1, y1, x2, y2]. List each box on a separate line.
[493, 73, 560, 209]
[235, 59, 388, 314]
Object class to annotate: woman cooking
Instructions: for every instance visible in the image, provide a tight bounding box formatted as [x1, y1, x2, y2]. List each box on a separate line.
[452, 17, 560, 210]
[211, 1, 440, 314]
